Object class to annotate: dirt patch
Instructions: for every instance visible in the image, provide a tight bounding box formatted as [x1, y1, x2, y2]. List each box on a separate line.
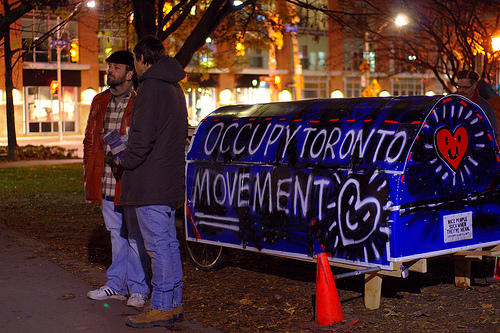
[1, 192, 500, 332]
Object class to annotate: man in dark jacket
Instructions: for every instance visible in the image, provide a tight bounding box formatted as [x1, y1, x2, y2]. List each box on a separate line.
[121, 36, 187, 328]
[83, 50, 149, 308]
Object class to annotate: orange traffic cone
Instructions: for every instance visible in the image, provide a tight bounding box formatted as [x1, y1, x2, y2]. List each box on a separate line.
[315, 252, 345, 326]
[494, 257, 500, 279]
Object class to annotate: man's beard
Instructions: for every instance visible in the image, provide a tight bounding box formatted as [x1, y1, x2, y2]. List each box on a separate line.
[107, 73, 127, 88]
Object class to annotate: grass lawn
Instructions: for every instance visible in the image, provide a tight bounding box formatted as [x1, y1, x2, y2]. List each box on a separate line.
[0, 163, 83, 199]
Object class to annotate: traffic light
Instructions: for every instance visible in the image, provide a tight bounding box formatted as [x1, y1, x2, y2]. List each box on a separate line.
[269, 15, 284, 50]
[236, 34, 245, 57]
[50, 81, 59, 95]
[236, 42, 245, 56]
[271, 30, 283, 50]
[70, 40, 79, 62]
[273, 75, 282, 90]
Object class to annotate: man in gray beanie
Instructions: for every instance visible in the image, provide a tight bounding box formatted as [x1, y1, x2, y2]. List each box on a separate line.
[83, 50, 150, 308]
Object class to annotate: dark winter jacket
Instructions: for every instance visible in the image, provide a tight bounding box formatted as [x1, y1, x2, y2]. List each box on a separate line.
[120, 56, 188, 206]
[471, 89, 499, 139]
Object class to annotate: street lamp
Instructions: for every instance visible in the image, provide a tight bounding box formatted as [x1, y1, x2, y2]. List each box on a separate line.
[395, 14, 409, 27]
[52, 0, 95, 142]
[492, 37, 500, 52]
[363, 13, 409, 95]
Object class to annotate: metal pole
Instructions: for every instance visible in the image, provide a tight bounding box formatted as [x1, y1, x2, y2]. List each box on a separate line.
[365, 31, 370, 86]
[291, 32, 301, 101]
[332, 266, 381, 280]
[56, 17, 63, 142]
[495, 61, 497, 89]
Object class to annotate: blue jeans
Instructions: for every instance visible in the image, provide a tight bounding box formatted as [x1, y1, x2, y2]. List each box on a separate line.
[135, 205, 183, 311]
[101, 199, 149, 297]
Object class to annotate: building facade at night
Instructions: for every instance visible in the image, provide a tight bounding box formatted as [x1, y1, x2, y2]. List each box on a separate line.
[0, 0, 443, 142]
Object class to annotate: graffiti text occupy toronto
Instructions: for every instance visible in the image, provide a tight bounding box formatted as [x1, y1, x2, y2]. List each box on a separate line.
[202, 121, 409, 164]
[192, 167, 336, 219]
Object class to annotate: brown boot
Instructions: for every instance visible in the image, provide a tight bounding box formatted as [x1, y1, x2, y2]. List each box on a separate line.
[126, 307, 174, 328]
[173, 305, 184, 322]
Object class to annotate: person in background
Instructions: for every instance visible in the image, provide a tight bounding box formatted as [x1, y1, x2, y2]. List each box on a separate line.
[83, 50, 150, 308]
[477, 79, 500, 145]
[456, 69, 499, 139]
[120, 36, 187, 328]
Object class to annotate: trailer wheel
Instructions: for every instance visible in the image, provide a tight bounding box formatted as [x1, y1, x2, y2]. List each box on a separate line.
[184, 239, 227, 271]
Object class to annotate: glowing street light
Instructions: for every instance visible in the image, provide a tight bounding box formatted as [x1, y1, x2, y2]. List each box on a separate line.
[492, 36, 500, 52]
[395, 14, 409, 27]
[363, 13, 409, 94]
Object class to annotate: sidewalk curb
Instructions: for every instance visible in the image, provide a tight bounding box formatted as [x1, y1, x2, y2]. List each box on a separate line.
[0, 158, 83, 168]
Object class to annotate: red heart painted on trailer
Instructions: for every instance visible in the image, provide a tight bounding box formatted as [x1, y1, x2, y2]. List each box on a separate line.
[435, 125, 469, 171]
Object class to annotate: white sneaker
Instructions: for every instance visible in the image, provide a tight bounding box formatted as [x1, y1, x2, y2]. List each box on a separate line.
[127, 293, 148, 308]
[87, 286, 127, 301]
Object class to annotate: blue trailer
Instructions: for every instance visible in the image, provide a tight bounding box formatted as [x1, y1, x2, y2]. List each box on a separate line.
[184, 95, 500, 309]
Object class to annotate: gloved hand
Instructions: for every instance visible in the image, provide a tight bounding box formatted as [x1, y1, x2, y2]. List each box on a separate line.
[113, 149, 125, 163]
[103, 129, 128, 163]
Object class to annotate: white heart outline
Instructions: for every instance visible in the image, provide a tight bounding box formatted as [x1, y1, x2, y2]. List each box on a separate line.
[338, 178, 381, 246]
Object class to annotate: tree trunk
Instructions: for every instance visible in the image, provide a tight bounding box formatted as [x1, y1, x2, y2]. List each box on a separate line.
[3, 0, 19, 160]
[132, 0, 157, 40]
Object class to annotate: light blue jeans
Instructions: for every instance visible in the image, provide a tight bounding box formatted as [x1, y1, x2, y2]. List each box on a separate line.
[135, 205, 183, 311]
[101, 199, 149, 297]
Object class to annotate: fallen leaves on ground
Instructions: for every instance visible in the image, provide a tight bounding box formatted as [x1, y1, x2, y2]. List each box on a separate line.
[1, 192, 500, 332]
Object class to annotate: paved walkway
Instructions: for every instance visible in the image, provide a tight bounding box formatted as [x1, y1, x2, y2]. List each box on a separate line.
[0, 226, 221, 333]
[0, 159, 222, 333]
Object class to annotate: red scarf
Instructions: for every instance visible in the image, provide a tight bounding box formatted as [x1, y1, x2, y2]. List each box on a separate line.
[471, 88, 479, 102]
